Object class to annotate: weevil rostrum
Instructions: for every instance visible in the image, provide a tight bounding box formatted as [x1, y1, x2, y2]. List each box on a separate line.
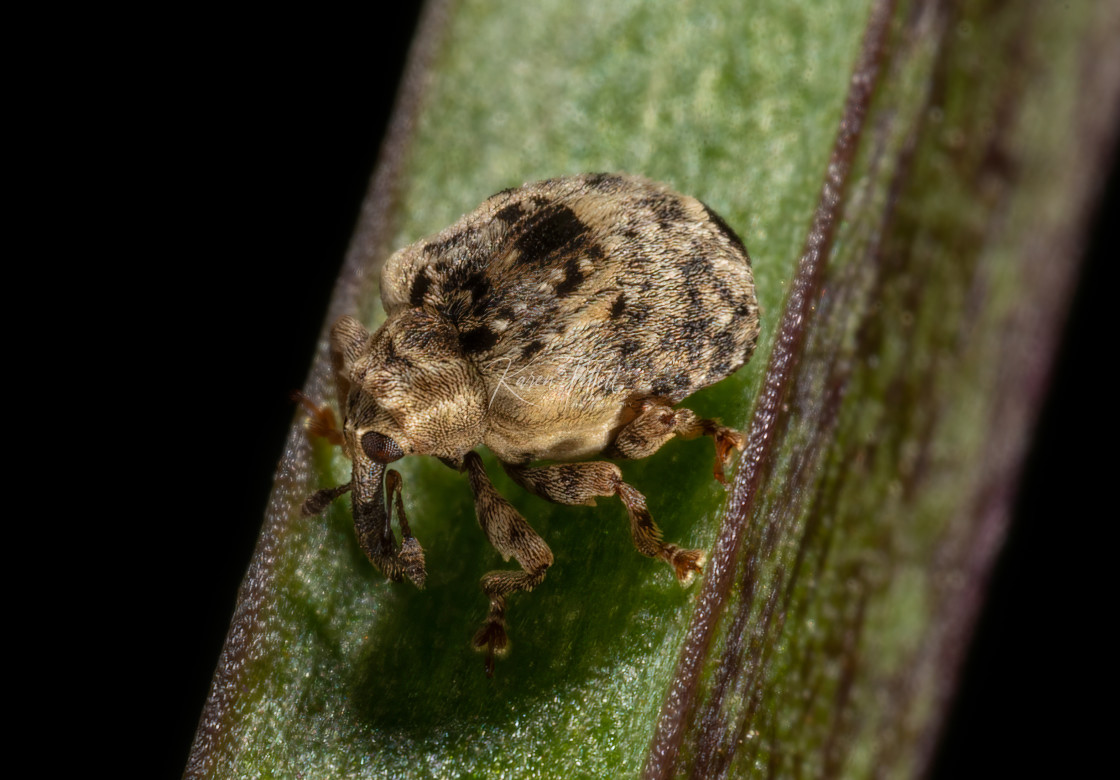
[300, 173, 760, 676]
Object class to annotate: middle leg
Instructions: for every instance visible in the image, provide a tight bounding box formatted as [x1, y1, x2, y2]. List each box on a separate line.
[504, 460, 705, 584]
[464, 451, 554, 677]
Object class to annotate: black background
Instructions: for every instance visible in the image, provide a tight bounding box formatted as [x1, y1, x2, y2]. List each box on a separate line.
[151, 9, 424, 776]
[152, 8, 1113, 776]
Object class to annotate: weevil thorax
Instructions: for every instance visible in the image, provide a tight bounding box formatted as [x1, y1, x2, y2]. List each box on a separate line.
[335, 308, 489, 463]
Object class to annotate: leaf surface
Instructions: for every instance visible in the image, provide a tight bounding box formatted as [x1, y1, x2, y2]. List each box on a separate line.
[187, 1, 1120, 777]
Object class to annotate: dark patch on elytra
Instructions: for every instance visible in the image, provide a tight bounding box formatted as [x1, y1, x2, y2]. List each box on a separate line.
[619, 337, 641, 355]
[409, 273, 431, 307]
[610, 293, 626, 318]
[708, 275, 735, 305]
[584, 172, 624, 192]
[463, 270, 492, 303]
[555, 257, 587, 296]
[681, 255, 713, 280]
[710, 328, 740, 364]
[682, 316, 713, 344]
[685, 284, 708, 318]
[521, 340, 544, 360]
[642, 194, 687, 230]
[672, 373, 694, 395]
[700, 201, 748, 257]
[629, 307, 651, 325]
[459, 325, 499, 354]
[424, 232, 462, 259]
[515, 204, 589, 262]
[494, 201, 525, 225]
[661, 318, 710, 357]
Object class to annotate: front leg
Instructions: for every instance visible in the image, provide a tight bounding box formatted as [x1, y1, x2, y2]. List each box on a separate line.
[385, 469, 426, 588]
[351, 460, 427, 588]
[608, 399, 744, 483]
[464, 451, 554, 677]
[505, 461, 704, 585]
[302, 460, 427, 589]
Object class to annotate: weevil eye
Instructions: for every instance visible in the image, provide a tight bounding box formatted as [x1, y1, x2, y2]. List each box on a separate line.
[361, 431, 404, 463]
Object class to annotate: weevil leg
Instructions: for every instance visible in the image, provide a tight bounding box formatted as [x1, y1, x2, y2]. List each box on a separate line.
[385, 468, 426, 588]
[464, 451, 553, 677]
[505, 461, 705, 585]
[607, 399, 744, 484]
[301, 481, 351, 516]
[332, 459, 426, 588]
[351, 459, 399, 579]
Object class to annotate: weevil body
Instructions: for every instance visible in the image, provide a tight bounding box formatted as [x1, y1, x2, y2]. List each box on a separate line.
[303, 173, 760, 675]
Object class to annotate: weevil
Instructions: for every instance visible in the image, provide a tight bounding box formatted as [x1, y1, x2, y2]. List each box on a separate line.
[301, 173, 760, 675]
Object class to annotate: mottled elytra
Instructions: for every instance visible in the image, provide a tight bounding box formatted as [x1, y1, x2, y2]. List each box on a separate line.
[301, 173, 760, 676]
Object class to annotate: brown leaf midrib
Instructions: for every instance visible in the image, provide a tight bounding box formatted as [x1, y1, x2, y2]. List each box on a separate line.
[641, 1, 898, 777]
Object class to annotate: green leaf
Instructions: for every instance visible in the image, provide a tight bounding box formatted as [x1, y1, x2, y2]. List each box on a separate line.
[188, 0, 1118, 777]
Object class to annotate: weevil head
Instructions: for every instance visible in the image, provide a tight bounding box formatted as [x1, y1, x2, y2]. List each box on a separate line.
[329, 310, 488, 463]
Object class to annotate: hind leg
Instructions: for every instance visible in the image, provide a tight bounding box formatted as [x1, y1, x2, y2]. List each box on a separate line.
[608, 399, 744, 483]
[504, 461, 704, 584]
[464, 452, 554, 677]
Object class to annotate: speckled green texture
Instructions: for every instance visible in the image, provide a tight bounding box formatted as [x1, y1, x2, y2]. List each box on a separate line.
[191, 0, 1116, 776]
